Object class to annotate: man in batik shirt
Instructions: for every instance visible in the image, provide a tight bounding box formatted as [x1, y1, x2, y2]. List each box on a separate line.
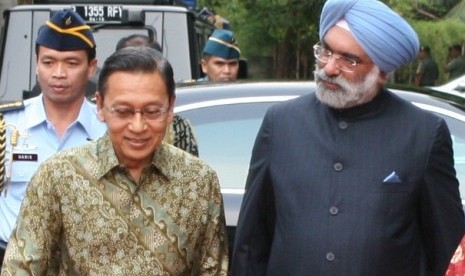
[1, 47, 228, 275]
[115, 34, 199, 157]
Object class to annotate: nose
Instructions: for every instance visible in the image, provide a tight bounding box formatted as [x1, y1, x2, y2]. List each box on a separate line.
[128, 113, 147, 132]
[223, 64, 232, 73]
[52, 63, 66, 78]
[322, 56, 341, 76]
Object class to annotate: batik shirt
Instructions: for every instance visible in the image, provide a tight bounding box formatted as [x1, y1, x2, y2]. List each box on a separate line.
[164, 114, 199, 157]
[2, 134, 229, 275]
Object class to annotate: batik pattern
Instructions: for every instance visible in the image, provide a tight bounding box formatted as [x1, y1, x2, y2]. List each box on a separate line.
[1, 134, 228, 275]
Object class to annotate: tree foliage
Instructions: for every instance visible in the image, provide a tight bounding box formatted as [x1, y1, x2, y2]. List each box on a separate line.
[199, 0, 324, 79]
[11, 0, 465, 81]
[385, 0, 460, 19]
[411, 19, 465, 83]
[199, 0, 465, 83]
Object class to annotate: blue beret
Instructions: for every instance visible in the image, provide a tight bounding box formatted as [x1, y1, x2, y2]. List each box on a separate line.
[319, 0, 419, 73]
[203, 29, 240, 59]
[36, 9, 96, 51]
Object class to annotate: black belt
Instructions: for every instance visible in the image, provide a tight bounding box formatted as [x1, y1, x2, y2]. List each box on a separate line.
[0, 239, 7, 268]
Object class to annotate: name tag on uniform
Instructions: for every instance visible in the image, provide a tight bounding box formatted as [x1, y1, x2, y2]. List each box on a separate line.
[12, 153, 38, 161]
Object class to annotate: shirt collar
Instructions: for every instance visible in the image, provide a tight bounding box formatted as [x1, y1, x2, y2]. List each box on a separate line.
[96, 134, 176, 181]
[24, 95, 48, 128]
[76, 98, 102, 137]
[96, 134, 121, 178]
[24, 95, 100, 137]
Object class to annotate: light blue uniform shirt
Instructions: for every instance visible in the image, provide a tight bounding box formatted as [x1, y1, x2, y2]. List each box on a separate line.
[0, 95, 107, 242]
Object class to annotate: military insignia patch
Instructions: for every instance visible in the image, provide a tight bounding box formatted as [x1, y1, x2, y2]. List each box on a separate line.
[65, 16, 72, 26]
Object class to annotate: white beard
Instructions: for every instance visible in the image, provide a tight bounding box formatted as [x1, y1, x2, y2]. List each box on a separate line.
[314, 65, 381, 109]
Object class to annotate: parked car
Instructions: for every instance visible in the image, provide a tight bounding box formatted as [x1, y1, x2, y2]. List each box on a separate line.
[430, 74, 465, 96]
[174, 81, 465, 250]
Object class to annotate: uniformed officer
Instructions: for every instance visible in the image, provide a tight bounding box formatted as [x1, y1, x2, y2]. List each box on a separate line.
[0, 9, 106, 265]
[199, 29, 241, 82]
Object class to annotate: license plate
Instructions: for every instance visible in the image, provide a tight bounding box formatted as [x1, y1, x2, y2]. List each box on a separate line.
[74, 5, 123, 23]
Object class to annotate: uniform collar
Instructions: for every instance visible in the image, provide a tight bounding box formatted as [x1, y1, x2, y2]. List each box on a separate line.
[24, 95, 47, 128]
[76, 98, 102, 137]
[24, 94, 99, 137]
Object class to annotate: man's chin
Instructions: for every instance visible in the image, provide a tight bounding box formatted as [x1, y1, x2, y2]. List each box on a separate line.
[316, 89, 351, 109]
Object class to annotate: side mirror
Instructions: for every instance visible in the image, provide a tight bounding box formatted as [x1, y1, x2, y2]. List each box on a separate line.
[456, 83, 465, 93]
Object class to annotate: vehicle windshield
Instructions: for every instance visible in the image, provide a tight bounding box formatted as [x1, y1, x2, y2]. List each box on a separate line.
[92, 27, 156, 70]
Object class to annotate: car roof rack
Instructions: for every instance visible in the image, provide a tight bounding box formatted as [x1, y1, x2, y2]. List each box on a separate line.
[33, 0, 175, 4]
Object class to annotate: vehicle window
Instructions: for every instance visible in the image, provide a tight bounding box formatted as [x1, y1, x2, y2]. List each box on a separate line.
[178, 102, 272, 190]
[180, 99, 465, 199]
[452, 135, 465, 191]
[92, 28, 153, 69]
[436, 115, 465, 199]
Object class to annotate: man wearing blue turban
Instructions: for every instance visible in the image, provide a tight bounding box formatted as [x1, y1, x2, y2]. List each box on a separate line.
[231, 0, 465, 275]
[319, 0, 419, 74]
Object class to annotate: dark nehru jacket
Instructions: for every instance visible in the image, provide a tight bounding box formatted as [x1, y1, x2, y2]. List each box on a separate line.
[232, 89, 465, 275]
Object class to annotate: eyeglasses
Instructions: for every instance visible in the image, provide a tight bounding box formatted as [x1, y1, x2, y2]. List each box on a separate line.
[105, 106, 169, 122]
[313, 43, 360, 72]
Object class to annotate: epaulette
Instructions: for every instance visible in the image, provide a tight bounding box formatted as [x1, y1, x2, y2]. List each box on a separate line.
[0, 101, 25, 113]
[0, 102, 23, 195]
[0, 113, 6, 194]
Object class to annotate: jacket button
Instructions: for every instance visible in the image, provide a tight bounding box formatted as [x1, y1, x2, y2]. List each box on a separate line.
[339, 121, 348, 129]
[333, 162, 343, 171]
[326, 252, 335, 261]
[329, 206, 339, 215]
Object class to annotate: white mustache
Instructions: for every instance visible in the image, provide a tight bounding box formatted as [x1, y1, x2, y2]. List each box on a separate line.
[313, 64, 381, 109]
[315, 68, 352, 91]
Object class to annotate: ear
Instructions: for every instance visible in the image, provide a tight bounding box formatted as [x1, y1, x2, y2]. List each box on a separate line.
[95, 92, 105, 122]
[378, 71, 388, 86]
[88, 59, 98, 79]
[35, 55, 39, 75]
[200, 58, 208, 74]
[167, 95, 176, 124]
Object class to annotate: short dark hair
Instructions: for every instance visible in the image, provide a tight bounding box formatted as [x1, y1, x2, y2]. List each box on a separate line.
[98, 47, 175, 101]
[35, 44, 96, 61]
[115, 34, 162, 52]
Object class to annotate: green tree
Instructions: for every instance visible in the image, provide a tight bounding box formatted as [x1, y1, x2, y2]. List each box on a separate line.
[411, 19, 465, 83]
[385, 0, 460, 19]
[199, 0, 324, 79]
[198, 0, 465, 82]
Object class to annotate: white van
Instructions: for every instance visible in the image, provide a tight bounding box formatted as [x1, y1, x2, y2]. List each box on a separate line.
[0, 0, 215, 103]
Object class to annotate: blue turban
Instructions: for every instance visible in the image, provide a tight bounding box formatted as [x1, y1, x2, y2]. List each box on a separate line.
[319, 0, 419, 73]
[203, 29, 240, 59]
[36, 9, 96, 51]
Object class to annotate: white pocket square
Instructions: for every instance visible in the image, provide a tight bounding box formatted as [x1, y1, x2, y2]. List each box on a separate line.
[383, 171, 402, 183]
